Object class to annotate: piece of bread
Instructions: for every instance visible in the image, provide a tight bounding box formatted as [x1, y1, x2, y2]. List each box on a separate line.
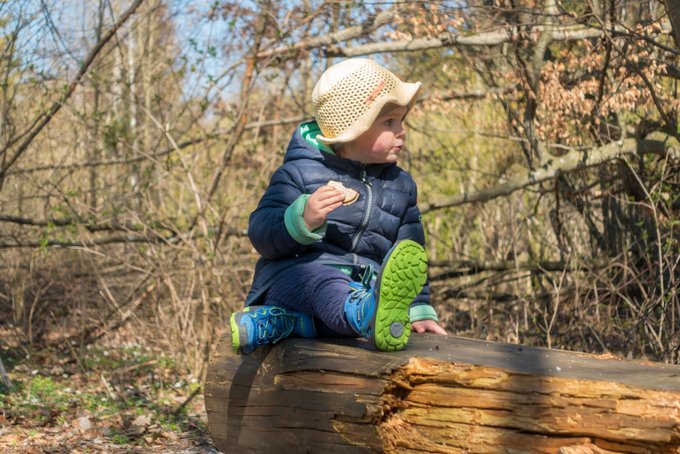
[328, 180, 359, 205]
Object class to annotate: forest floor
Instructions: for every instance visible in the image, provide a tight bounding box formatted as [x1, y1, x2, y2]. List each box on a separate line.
[0, 329, 220, 453]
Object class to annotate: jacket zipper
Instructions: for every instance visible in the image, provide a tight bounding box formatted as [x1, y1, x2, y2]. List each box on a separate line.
[351, 166, 372, 251]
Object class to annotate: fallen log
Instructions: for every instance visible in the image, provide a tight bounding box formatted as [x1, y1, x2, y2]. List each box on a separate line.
[204, 334, 680, 453]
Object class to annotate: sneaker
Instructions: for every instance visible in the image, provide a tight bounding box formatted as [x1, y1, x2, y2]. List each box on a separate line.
[344, 240, 428, 351]
[230, 305, 316, 355]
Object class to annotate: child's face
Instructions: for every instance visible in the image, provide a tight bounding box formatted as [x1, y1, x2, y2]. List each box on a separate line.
[338, 104, 409, 164]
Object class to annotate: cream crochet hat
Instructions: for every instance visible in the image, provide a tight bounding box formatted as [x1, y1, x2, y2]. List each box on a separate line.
[311, 58, 421, 145]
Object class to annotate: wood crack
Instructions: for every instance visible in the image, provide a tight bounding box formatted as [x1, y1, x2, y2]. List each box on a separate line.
[205, 335, 680, 453]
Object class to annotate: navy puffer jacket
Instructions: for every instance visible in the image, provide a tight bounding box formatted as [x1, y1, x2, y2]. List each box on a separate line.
[244, 123, 430, 308]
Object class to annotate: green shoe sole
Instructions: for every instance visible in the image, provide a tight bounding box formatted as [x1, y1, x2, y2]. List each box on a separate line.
[230, 306, 257, 355]
[372, 240, 428, 351]
[230, 311, 242, 354]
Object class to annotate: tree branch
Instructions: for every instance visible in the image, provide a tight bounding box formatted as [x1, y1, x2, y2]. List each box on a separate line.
[0, 214, 179, 234]
[0, 235, 164, 249]
[256, 8, 396, 60]
[429, 259, 608, 281]
[0, 227, 248, 249]
[6, 114, 309, 176]
[421, 137, 676, 214]
[326, 23, 673, 57]
[188, 1, 274, 233]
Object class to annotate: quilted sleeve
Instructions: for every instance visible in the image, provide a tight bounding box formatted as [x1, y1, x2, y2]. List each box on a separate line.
[248, 165, 316, 259]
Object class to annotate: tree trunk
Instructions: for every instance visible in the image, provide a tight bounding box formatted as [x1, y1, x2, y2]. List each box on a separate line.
[664, 0, 680, 49]
[204, 334, 680, 453]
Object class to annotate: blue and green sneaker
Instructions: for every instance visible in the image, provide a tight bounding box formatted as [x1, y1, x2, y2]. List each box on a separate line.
[230, 305, 316, 355]
[344, 240, 428, 351]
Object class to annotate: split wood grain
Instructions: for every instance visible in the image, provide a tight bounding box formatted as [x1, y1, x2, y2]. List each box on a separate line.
[204, 334, 680, 453]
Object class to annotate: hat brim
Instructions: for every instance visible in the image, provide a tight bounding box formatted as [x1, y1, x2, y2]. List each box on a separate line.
[317, 81, 421, 145]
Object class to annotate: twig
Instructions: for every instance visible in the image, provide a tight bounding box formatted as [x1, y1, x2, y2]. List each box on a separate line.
[100, 373, 119, 401]
[173, 385, 202, 417]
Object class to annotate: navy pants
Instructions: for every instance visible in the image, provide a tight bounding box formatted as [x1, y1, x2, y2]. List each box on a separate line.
[262, 262, 357, 337]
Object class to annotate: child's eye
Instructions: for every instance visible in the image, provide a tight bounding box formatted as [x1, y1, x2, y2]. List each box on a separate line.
[384, 118, 394, 127]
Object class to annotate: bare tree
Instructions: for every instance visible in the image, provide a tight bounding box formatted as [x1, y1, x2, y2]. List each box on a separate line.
[0, 1, 677, 376]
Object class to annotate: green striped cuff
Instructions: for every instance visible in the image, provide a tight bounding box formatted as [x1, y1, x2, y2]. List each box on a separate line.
[409, 304, 439, 323]
[284, 194, 326, 245]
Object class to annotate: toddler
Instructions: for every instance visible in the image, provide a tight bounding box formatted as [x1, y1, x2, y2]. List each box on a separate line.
[231, 58, 447, 354]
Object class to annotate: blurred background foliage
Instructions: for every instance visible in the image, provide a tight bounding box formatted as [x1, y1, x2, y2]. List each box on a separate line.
[0, 0, 678, 383]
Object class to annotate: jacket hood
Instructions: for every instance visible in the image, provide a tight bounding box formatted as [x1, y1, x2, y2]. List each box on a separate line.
[283, 121, 328, 164]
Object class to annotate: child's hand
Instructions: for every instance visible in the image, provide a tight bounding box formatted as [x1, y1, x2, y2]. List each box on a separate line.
[303, 185, 346, 231]
[411, 320, 448, 335]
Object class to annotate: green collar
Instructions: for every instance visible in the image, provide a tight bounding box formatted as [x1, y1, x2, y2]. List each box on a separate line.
[299, 121, 334, 154]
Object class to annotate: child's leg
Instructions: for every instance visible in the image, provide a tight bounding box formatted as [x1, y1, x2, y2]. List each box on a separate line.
[264, 262, 356, 336]
[344, 240, 428, 351]
[232, 240, 427, 353]
[269, 240, 428, 351]
[231, 263, 355, 355]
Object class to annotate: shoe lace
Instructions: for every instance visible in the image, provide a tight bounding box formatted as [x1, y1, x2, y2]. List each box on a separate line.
[254, 307, 294, 344]
[359, 265, 374, 288]
[347, 282, 373, 335]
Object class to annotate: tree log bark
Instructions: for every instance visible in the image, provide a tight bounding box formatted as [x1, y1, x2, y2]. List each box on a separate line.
[204, 334, 680, 453]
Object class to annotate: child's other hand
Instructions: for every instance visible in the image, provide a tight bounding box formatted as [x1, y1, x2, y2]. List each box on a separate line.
[411, 320, 448, 335]
[303, 186, 345, 231]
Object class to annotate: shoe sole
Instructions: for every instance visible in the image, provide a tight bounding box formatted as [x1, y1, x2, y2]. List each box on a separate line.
[230, 307, 257, 355]
[372, 240, 428, 351]
[230, 311, 244, 354]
